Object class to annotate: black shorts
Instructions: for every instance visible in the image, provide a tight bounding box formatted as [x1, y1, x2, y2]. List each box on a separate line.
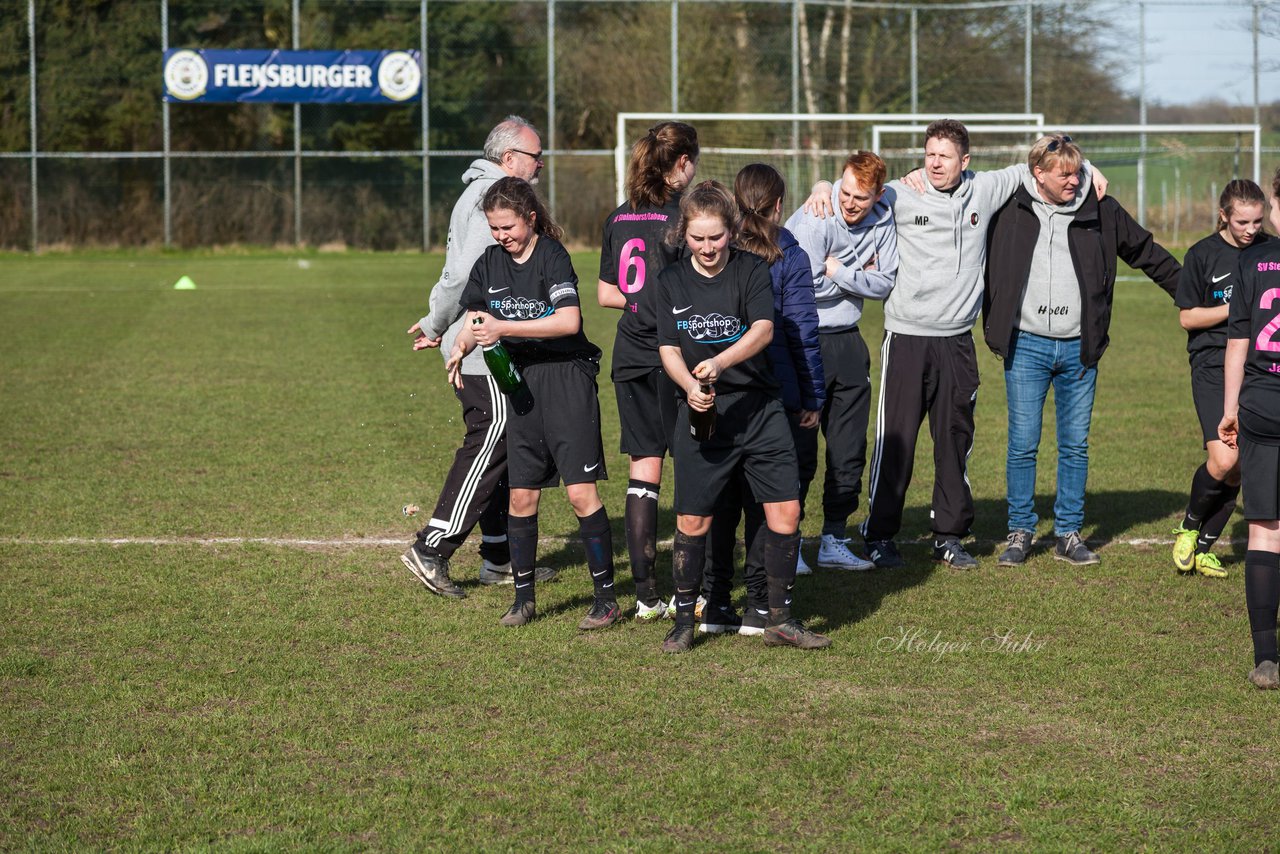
[1190, 355, 1226, 446]
[507, 360, 607, 490]
[615, 367, 679, 457]
[671, 389, 799, 516]
[1240, 433, 1280, 520]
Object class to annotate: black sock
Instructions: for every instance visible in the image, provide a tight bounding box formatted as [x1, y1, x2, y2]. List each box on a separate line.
[821, 518, 847, 539]
[509, 513, 539, 605]
[625, 480, 660, 605]
[763, 527, 800, 625]
[742, 509, 768, 613]
[671, 531, 706, 627]
[1183, 464, 1230, 530]
[703, 503, 740, 605]
[578, 507, 616, 603]
[1245, 550, 1280, 666]
[1197, 485, 1239, 554]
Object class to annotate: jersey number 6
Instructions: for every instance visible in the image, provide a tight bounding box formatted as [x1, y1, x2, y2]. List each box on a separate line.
[619, 238, 646, 294]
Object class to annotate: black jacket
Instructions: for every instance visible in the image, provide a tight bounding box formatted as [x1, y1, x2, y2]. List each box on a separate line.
[983, 185, 1180, 369]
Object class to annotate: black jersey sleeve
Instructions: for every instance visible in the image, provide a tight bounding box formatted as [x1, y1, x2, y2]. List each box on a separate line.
[655, 268, 679, 347]
[1228, 264, 1254, 339]
[598, 217, 618, 284]
[544, 241, 580, 309]
[743, 256, 776, 327]
[459, 252, 489, 313]
[1175, 242, 1207, 309]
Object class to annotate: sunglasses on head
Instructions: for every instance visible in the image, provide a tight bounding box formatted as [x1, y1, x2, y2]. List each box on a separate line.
[1045, 134, 1073, 153]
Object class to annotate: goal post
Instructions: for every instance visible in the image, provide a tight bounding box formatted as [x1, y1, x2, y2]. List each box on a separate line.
[614, 111, 1046, 205]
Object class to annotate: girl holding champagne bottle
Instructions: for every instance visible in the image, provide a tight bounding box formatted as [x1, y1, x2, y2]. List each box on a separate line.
[447, 177, 619, 631]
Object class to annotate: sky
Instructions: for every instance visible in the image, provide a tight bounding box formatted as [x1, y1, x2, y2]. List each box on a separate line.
[1113, 1, 1278, 105]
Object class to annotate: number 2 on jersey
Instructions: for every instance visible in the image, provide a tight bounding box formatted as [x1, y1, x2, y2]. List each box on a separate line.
[619, 238, 646, 294]
[1257, 288, 1280, 353]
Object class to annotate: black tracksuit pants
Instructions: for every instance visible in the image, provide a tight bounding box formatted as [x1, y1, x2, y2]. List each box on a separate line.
[794, 329, 872, 524]
[862, 331, 979, 542]
[414, 374, 511, 564]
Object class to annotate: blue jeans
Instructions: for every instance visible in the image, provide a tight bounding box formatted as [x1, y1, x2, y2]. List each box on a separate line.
[1004, 332, 1097, 534]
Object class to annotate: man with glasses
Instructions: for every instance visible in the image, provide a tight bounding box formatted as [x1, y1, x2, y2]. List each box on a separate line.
[402, 115, 556, 597]
[983, 133, 1180, 566]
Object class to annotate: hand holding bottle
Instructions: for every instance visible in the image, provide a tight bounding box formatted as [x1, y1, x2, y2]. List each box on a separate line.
[686, 380, 715, 413]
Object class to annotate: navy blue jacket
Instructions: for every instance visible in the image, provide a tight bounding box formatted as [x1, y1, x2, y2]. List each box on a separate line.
[768, 228, 826, 412]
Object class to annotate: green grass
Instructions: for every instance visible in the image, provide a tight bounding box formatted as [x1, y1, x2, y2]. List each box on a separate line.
[1, 249, 1274, 849]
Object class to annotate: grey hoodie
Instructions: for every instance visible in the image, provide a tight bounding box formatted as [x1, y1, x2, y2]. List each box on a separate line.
[784, 197, 898, 332]
[880, 164, 1028, 337]
[1017, 168, 1087, 337]
[419, 158, 509, 375]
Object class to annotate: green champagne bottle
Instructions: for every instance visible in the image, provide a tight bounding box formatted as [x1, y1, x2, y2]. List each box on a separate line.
[473, 316, 526, 397]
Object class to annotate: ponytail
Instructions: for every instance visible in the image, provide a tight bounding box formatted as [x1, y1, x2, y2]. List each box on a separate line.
[732, 163, 785, 264]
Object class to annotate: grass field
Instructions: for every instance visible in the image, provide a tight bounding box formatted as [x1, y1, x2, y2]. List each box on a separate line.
[2, 249, 1275, 849]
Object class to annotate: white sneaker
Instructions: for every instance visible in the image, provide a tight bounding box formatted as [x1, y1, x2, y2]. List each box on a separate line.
[795, 540, 813, 575]
[817, 534, 875, 571]
[635, 598, 670, 621]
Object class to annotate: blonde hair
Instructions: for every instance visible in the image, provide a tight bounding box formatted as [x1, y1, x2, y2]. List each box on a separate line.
[1028, 133, 1083, 175]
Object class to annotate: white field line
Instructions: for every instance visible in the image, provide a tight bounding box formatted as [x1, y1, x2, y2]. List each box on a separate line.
[0, 535, 1228, 548]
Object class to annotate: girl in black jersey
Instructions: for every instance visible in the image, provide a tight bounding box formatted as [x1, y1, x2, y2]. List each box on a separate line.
[699, 164, 827, 636]
[655, 180, 830, 653]
[1219, 168, 1280, 689]
[597, 121, 699, 621]
[1173, 180, 1268, 578]
[447, 178, 620, 631]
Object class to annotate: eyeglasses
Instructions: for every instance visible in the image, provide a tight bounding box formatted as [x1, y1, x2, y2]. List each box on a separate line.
[1045, 134, 1073, 153]
[511, 147, 544, 163]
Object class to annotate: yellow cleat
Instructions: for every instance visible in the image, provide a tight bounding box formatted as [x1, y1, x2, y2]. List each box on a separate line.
[1172, 527, 1198, 573]
[1194, 551, 1228, 579]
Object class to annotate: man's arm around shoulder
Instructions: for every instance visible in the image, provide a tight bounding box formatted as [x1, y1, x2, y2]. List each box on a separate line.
[1106, 197, 1181, 298]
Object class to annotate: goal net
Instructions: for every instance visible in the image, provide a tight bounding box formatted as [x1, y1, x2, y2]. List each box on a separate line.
[617, 113, 1263, 244]
[615, 111, 1044, 205]
[872, 122, 1262, 242]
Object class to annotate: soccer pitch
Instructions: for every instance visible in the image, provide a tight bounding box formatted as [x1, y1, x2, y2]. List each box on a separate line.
[1, 250, 1273, 848]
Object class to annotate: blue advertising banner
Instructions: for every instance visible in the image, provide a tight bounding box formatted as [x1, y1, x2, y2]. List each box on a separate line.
[163, 49, 422, 104]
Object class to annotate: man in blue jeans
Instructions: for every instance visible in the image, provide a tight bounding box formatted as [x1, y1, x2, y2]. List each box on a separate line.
[983, 134, 1181, 565]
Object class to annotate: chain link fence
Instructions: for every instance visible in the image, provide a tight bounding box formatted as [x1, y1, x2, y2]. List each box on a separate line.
[1, 0, 1277, 251]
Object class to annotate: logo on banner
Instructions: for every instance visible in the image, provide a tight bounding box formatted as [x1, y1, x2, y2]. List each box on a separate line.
[164, 50, 209, 101]
[377, 51, 421, 101]
[162, 49, 422, 104]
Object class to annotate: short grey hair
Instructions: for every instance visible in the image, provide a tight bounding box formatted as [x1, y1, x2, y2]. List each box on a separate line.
[484, 116, 540, 163]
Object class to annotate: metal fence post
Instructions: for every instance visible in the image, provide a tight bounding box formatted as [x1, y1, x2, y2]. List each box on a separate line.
[28, 0, 37, 252]
[162, 0, 171, 248]
[1024, 2, 1032, 114]
[910, 7, 918, 114]
[548, 0, 556, 216]
[791, 0, 800, 194]
[671, 0, 678, 111]
[1254, 0, 1261, 130]
[292, 0, 302, 247]
[1137, 0, 1147, 226]
[430, 0, 435, 253]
